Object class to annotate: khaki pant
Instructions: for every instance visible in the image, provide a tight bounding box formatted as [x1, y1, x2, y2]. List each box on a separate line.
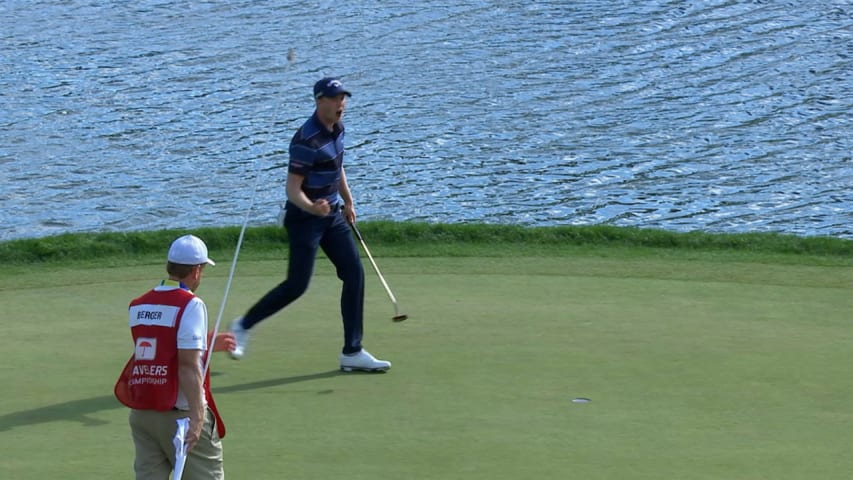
[129, 407, 223, 480]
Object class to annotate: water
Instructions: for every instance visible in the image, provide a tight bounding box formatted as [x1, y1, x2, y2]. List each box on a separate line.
[1, 0, 851, 241]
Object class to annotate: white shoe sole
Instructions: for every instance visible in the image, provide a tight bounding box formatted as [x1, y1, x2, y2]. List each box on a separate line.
[340, 365, 391, 373]
[229, 318, 249, 360]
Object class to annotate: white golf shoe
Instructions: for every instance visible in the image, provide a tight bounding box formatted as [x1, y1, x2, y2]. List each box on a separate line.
[229, 317, 250, 360]
[339, 349, 391, 372]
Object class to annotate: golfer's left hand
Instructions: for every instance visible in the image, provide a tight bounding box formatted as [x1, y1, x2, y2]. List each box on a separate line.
[343, 204, 356, 224]
[213, 332, 236, 353]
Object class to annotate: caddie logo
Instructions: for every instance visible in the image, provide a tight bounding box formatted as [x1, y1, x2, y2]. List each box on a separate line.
[135, 337, 157, 360]
[328, 80, 342, 88]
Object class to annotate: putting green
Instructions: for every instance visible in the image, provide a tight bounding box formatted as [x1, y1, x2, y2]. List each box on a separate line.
[2, 247, 851, 479]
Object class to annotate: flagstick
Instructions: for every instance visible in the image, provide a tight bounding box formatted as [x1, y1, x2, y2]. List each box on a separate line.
[203, 168, 261, 377]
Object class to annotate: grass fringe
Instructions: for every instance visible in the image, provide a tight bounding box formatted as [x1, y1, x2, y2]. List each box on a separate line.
[0, 222, 851, 265]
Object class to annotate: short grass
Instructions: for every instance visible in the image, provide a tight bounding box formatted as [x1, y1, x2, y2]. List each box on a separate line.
[1, 225, 851, 479]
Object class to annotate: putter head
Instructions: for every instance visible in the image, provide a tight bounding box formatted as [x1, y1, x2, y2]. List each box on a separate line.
[392, 314, 408, 322]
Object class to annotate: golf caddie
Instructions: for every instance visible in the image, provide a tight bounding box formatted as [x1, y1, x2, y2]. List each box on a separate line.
[114, 234, 235, 480]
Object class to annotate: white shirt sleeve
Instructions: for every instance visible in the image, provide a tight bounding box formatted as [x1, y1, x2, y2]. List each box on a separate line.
[176, 297, 207, 351]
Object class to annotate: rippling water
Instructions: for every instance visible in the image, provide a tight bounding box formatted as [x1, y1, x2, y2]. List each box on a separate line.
[1, 1, 851, 241]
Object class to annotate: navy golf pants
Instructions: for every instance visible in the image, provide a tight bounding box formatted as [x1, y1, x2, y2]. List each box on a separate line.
[242, 206, 365, 354]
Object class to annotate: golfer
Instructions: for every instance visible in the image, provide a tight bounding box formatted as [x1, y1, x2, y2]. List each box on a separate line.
[229, 77, 391, 372]
[114, 234, 235, 479]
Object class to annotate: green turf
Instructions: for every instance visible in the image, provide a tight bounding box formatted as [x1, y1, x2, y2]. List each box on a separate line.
[1, 226, 851, 478]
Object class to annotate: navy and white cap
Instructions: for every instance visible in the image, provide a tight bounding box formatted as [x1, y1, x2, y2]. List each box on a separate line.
[313, 77, 352, 99]
[167, 235, 215, 266]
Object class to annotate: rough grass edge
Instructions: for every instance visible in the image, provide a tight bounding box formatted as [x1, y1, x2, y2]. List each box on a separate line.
[1, 222, 850, 266]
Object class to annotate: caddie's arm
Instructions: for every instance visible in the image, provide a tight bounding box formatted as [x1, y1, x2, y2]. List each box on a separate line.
[177, 348, 205, 451]
[209, 331, 236, 353]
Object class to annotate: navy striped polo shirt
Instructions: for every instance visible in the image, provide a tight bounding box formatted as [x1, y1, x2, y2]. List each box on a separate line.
[288, 112, 345, 204]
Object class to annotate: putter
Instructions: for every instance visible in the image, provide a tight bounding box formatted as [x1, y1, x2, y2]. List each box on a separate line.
[350, 223, 408, 322]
